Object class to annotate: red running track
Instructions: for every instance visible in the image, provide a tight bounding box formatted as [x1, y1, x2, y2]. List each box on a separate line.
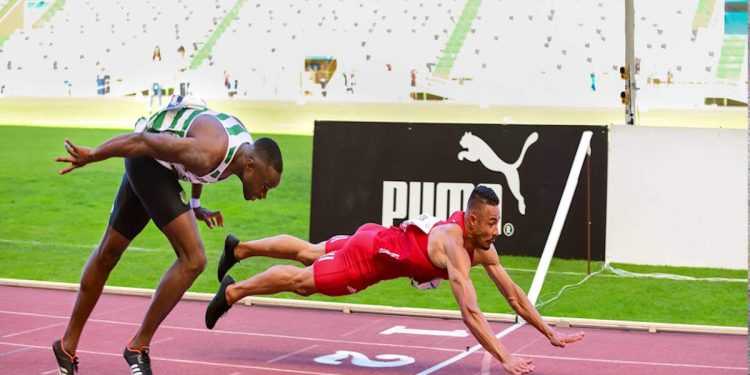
[0, 285, 745, 374]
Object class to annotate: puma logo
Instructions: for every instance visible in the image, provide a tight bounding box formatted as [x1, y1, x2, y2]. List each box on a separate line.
[457, 132, 539, 215]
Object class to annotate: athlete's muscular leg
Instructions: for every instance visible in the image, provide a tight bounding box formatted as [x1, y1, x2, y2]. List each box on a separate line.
[232, 224, 384, 266]
[129, 211, 206, 349]
[62, 226, 131, 355]
[225, 265, 316, 304]
[234, 235, 324, 266]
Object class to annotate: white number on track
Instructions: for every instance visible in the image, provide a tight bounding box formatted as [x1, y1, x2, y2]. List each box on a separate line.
[314, 350, 415, 368]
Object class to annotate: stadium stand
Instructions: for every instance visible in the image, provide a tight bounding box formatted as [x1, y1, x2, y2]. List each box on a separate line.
[0, 0, 745, 108]
[1, 0, 235, 96]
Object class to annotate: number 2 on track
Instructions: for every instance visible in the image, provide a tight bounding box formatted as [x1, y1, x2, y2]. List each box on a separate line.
[314, 350, 415, 368]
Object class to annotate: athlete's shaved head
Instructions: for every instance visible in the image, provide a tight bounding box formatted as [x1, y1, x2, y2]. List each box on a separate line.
[253, 137, 283, 174]
[465, 186, 500, 251]
[229, 116, 283, 174]
[235, 137, 283, 201]
[467, 185, 499, 213]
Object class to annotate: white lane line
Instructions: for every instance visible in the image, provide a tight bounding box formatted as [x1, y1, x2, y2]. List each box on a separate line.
[4, 310, 742, 372]
[479, 351, 493, 375]
[40, 370, 58, 375]
[417, 322, 526, 375]
[0, 310, 747, 374]
[475, 335, 545, 375]
[519, 353, 747, 371]
[380, 326, 469, 338]
[151, 337, 174, 345]
[504, 267, 745, 283]
[267, 345, 319, 364]
[339, 318, 383, 338]
[91, 305, 141, 318]
[512, 335, 545, 355]
[0, 310, 66, 319]
[2, 322, 66, 338]
[0, 238, 162, 252]
[0, 341, 341, 375]
[0, 310, 463, 353]
[0, 345, 33, 356]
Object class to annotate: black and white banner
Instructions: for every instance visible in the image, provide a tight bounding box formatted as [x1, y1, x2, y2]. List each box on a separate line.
[310, 121, 607, 260]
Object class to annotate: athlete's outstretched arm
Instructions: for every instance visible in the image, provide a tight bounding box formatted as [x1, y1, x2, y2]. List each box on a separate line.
[55, 116, 224, 175]
[436, 227, 533, 375]
[480, 248, 584, 348]
[56, 133, 201, 174]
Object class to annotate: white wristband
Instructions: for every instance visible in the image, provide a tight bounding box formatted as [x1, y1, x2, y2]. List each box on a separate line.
[190, 198, 201, 209]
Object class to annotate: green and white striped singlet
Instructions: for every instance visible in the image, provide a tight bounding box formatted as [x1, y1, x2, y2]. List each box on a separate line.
[133, 96, 253, 184]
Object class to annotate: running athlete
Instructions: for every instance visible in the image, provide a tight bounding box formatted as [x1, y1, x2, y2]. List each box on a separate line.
[206, 186, 584, 375]
[52, 95, 283, 375]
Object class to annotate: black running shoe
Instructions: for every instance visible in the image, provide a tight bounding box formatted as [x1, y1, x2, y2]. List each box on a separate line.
[123, 345, 152, 375]
[217, 234, 240, 282]
[206, 275, 235, 329]
[52, 339, 78, 375]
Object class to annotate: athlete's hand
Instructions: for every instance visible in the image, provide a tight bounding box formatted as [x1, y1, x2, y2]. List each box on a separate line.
[193, 207, 224, 229]
[503, 355, 534, 375]
[55, 139, 95, 174]
[549, 330, 585, 348]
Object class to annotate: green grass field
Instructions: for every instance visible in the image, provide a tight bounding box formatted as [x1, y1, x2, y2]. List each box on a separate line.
[0, 125, 745, 327]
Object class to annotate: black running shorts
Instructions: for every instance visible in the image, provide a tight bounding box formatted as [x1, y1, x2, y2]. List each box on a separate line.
[109, 156, 190, 240]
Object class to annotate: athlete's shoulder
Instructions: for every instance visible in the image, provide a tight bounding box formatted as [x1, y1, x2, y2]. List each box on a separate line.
[429, 222, 464, 243]
[187, 113, 226, 139]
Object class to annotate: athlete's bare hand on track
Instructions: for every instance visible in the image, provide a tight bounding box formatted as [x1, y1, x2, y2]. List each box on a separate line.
[503, 355, 534, 374]
[549, 330, 585, 347]
[193, 207, 224, 229]
[55, 139, 94, 174]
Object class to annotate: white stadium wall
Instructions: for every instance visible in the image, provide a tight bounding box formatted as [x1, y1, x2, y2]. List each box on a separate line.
[606, 125, 747, 269]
